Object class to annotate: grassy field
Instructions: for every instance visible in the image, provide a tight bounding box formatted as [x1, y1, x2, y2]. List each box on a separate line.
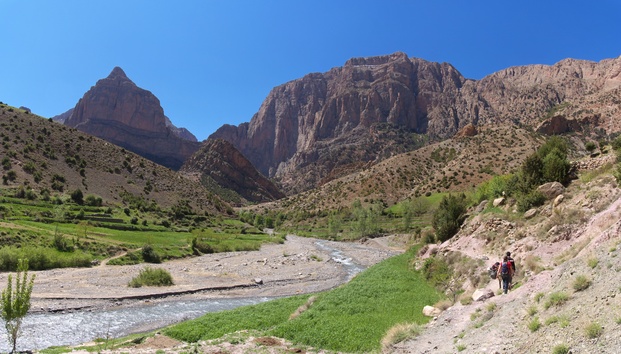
[0, 194, 282, 270]
[164, 248, 442, 352]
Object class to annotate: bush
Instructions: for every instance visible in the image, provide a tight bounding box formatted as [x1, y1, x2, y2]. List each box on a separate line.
[516, 190, 546, 213]
[544, 292, 569, 309]
[527, 317, 541, 332]
[585, 322, 602, 338]
[552, 344, 570, 354]
[572, 275, 591, 291]
[141, 244, 161, 263]
[128, 267, 174, 288]
[432, 193, 468, 242]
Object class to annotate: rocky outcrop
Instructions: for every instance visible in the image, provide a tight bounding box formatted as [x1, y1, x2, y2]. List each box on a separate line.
[536, 114, 600, 135]
[211, 52, 621, 194]
[64, 67, 199, 170]
[180, 139, 284, 204]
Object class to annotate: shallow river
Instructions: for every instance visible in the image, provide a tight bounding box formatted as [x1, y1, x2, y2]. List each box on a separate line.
[0, 241, 365, 352]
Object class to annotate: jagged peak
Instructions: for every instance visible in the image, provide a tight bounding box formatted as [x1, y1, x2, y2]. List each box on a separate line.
[344, 51, 410, 67]
[107, 66, 130, 80]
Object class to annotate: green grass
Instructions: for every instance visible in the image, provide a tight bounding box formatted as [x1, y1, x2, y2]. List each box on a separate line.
[585, 322, 603, 338]
[165, 249, 442, 352]
[552, 344, 570, 354]
[544, 292, 569, 310]
[527, 317, 541, 332]
[128, 267, 174, 287]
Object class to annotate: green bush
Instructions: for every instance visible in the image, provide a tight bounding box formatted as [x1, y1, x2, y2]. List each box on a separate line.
[141, 244, 161, 263]
[544, 292, 569, 309]
[585, 322, 602, 338]
[552, 344, 570, 354]
[516, 190, 546, 213]
[527, 317, 541, 332]
[432, 193, 468, 242]
[572, 275, 591, 291]
[128, 267, 174, 288]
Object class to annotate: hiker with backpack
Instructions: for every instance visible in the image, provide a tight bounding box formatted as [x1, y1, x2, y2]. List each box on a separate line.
[497, 255, 514, 294]
[506, 251, 516, 288]
[488, 261, 501, 289]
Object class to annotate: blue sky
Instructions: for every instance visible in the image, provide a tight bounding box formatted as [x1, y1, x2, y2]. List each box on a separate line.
[1, 1, 620, 141]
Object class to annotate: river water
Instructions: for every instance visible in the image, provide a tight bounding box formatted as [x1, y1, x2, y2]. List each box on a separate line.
[0, 241, 365, 352]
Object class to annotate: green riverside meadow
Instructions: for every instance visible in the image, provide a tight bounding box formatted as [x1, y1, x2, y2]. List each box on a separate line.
[164, 248, 442, 352]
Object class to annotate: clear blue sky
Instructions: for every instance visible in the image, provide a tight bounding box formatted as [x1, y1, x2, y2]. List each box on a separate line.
[1, 0, 620, 141]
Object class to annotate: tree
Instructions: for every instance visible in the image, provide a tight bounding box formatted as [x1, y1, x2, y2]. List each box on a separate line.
[1, 259, 35, 354]
[432, 193, 468, 242]
[70, 188, 84, 205]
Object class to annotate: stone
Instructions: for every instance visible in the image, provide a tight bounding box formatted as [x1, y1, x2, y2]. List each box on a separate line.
[493, 197, 505, 207]
[537, 182, 565, 200]
[524, 208, 538, 219]
[472, 288, 495, 302]
[423, 305, 442, 317]
[475, 200, 488, 213]
[553, 194, 565, 207]
[254, 278, 263, 285]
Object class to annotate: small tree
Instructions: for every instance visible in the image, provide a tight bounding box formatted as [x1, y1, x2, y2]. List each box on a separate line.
[1, 259, 35, 353]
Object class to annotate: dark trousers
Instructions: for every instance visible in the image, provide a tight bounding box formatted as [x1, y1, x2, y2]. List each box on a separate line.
[501, 275, 512, 294]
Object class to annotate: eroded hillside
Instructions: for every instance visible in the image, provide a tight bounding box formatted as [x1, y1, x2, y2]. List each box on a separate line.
[393, 156, 621, 353]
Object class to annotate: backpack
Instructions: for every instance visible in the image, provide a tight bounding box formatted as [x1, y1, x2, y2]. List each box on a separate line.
[508, 257, 516, 273]
[500, 261, 511, 279]
[488, 262, 499, 279]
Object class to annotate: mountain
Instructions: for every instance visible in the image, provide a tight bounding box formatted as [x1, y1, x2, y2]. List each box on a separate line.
[210, 52, 621, 194]
[180, 139, 284, 204]
[63, 67, 200, 170]
[0, 103, 227, 214]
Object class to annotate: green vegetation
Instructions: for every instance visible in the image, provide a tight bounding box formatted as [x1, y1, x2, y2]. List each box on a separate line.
[128, 267, 174, 288]
[432, 193, 468, 242]
[165, 249, 442, 352]
[572, 275, 591, 291]
[544, 292, 569, 310]
[552, 344, 570, 354]
[527, 317, 541, 332]
[1, 259, 35, 354]
[585, 322, 603, 338]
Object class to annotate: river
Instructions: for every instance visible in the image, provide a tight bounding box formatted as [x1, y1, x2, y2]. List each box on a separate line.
[0, 241, 366, 352]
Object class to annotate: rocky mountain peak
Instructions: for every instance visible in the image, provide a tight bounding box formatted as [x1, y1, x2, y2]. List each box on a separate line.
[64, 67, 199, 170]
[107, 66, 131, 81]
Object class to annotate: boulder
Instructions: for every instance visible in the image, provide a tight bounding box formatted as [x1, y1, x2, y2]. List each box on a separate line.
[493, 197, 505, 207]
[553, 194, 565, 208]
[475, 200, 488, 213]
[524, 208, 538, 219]
[537, 182, 565, 200]
[422, 305, 442, 317]
[472, 288, 495, 302]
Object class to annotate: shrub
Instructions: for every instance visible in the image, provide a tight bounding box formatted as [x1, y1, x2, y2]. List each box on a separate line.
[585, 141, 597, 153]
[432, 193, 468, 242]
[527, 317, 541, 332]
[1, 259, 35, 353]
[380, 322, 422, 351]
[587, 257, 598, 268]
[70, 189, 84, 205]
[128, 267, 174, 288]
[585, 322, 602, 338]
[516, 190, 546, 213]
[572, 275, 591, 291]
[552, 344, 570, 354]
[544, 292, 569, 309]
[141, 244, 161, 263]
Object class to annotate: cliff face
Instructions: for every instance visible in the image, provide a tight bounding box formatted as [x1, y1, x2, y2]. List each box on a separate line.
[180, 139, 284, 204]
[64, 67, 199, 170]
[210, 53, 621, 193]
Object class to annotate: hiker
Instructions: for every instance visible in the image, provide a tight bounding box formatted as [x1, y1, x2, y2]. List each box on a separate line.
[506, 251, 516, 288]
[497, 255, 514, 294]
[488, 261, 501, 289]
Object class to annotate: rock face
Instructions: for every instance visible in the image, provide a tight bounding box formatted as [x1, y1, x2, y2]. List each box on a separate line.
[64, 67, 199, 170]
[210, 52, 621, 193]
[180, 139, 284, 204]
